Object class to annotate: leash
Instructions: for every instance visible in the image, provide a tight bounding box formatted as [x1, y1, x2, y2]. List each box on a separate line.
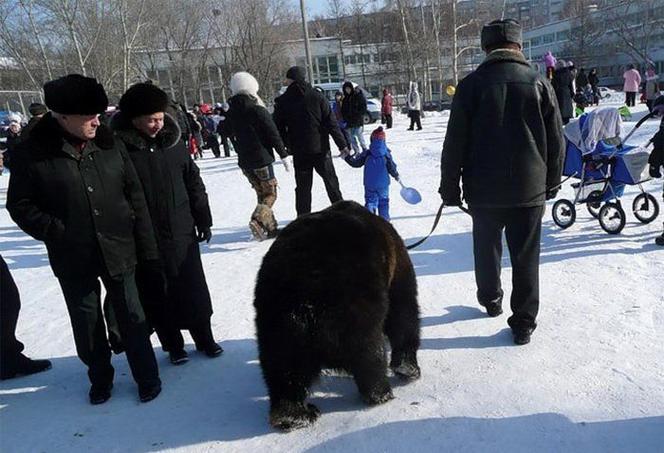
[405, 175, 576, 251]
[406, 203, 470, 250]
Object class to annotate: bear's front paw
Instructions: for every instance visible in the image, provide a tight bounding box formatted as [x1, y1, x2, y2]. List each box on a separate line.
[270, 401, 321, 431]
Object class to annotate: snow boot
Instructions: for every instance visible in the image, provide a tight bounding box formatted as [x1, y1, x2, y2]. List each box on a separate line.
[249, 220, 267, 242]
[89, 382, 113, 405]
[196, 342, 223, 358]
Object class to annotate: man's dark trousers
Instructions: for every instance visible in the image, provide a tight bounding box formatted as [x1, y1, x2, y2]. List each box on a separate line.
[0, 255, 25, 374]
[293, 151, 343, 216]
[58, 266, 160, 389]
[471, 205, 544, 331]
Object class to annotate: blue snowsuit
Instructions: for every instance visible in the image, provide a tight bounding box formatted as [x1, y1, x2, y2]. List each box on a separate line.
[345, 137, 399, 220]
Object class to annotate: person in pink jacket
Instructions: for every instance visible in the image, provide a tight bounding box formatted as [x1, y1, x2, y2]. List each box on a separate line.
[623, 64, 642, 107]
[381, 88, 393, 129]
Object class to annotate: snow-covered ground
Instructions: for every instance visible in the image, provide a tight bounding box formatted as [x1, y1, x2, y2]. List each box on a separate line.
[1, 103, 663, 452]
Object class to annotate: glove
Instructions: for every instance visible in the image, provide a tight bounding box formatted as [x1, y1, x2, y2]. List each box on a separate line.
[546, 188, 560, 200]
[650, 164, 662, 178]
[197, 227, 212, 243]
[339, 147, 350, 158]
[281, 155, 293, 173]
[440, 187, 462, 206]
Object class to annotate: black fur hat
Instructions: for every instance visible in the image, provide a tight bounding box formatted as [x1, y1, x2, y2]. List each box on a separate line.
[28, 102, 47, 116]
[481, 19, 522, 51]
[286, 66, 306, 83]
[44, 74, 108, 115]
[119, 83, 170, 119]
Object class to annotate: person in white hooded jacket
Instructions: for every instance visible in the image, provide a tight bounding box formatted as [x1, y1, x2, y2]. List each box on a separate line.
[407, 82, 422, 131]
[224, 71, 290, 241]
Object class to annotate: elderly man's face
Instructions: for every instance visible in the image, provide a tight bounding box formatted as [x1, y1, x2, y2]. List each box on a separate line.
[56, 114, 100, 141]
[132, 112, 165, 138]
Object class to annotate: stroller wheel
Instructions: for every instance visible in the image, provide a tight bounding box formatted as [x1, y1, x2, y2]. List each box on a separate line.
[598, 202, 626, 234]
[632, 193, 659, 224]
[552, 199, 576, 229]
[587, 201, 601, 219]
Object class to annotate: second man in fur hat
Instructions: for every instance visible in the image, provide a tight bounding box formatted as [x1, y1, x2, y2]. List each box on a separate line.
[113, 82, 222, 366]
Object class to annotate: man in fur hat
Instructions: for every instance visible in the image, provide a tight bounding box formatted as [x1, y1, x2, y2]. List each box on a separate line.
[7, 74, 162, 404]
[439, 19, 565, 345]
[112, 82, 221, 365]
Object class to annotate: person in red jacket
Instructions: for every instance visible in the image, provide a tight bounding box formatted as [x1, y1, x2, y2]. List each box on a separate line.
[381, 88, 393, 129]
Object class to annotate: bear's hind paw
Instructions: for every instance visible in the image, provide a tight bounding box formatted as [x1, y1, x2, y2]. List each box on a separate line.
[270, 402, 321, 431]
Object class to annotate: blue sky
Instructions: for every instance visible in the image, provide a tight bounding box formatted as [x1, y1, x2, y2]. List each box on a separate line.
[294, 0, 339, 18]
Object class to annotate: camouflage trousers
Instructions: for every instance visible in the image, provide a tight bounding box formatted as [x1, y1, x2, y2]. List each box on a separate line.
[243, 165, 278, 239]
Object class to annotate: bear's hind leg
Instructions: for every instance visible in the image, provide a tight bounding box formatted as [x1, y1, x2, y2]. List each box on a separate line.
[258, 329, 322, 431]
[346, 328, 394, 405]
[385, 266, 421, 380]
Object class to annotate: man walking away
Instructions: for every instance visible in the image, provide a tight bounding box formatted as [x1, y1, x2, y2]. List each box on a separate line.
[273, 66, 349, 216]
[439, 19, 565, 345]
[407, 82, 422, 130]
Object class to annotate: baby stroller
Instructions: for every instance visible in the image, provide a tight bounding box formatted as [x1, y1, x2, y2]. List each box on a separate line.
[551, 107, 659, 234]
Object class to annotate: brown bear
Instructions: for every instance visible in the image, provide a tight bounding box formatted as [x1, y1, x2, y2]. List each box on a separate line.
[254, 201, 421, 431]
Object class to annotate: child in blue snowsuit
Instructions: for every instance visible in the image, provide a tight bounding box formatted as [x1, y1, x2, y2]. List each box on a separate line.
[343, 126, 399, 220]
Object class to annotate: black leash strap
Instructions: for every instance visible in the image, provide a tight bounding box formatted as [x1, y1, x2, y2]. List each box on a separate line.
[406, 203, 470, 250]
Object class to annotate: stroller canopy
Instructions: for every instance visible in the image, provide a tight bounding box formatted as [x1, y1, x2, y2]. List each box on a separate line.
[564, 107, 622, 155]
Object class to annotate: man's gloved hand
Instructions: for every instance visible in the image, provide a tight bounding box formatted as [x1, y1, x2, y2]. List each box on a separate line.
[281, 155, 293, 172]
[197, 227, 212, 243]
[339, 147, 350, 158]
[546, 188, 560, 200]
[439, 187, 462, 206]
[650, 164, 662, 178]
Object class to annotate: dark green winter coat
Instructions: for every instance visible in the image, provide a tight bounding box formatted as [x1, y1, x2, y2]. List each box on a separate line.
[111, 112, 213, 327]
[7, 113, 158, 278]
[439, 49, 565, 208]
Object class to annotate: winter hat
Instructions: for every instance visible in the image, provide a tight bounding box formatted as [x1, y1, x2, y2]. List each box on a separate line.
[480, 18, 522, 51]
[119, 83, 169, 119]
[555, 59, 567, 70]
[370, 126, 386, 142]
[44, 74, 108, 115]
[286, 66, 306, 83]
[28, 102, 47, 116]
[230, 72, 260, 97]
[7, 113, 21, 124]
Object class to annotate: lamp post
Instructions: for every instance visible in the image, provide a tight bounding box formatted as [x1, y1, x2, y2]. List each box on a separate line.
[300, 0, 315, 83]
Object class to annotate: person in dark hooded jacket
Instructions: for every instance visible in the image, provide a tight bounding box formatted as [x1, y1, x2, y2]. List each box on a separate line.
[343, 126, 399, 220]
[552, 60, 575, 124]
[112, 82, 221, 366]
[225, 71, 289, 241]
[273, 66, 349, 216]
[341, 81, 368, 153]
[439, 19, 565, 346]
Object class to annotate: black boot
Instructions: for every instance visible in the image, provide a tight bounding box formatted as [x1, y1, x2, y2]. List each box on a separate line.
[191, 324, 223, 358]
[479, 295, 503, 317]
[0, 353, 52, 380]
[513, 327, 535, 345]
[139, 382, 162, 403]
[169, 349, 189, 365]
[196, 342, 223, 357]
[89, 382, 113, 405]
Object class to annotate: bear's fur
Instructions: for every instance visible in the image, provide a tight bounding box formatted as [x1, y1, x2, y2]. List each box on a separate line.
[254, 201, 421, 431]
